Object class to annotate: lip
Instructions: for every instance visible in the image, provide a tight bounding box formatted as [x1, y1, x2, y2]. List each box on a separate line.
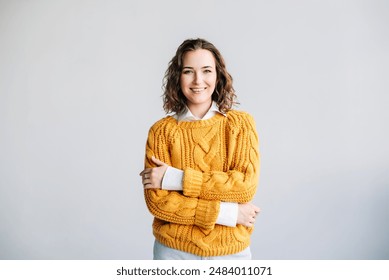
[190, 87, 207, 92]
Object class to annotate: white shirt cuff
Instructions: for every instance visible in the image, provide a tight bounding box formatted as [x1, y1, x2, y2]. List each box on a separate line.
[161, 166, 184, 191]
[216, 202, 238, 227]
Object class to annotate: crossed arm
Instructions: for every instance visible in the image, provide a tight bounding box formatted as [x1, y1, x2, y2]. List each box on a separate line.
[141, 156, 260, 227]
[141, 118, 260, 229]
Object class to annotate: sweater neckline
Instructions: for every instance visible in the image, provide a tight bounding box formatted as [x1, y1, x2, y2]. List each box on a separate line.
[167, 112, 226, 129]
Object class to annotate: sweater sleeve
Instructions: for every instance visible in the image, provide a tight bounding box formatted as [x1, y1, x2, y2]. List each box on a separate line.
[143, 123, 220, 230]
[162, 167, 239, 226]
[182, 113, 260, 203]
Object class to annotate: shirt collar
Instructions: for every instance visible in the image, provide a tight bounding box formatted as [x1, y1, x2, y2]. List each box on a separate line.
[176, 101, 226, 122]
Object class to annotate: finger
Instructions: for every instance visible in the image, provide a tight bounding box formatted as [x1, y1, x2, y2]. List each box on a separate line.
[139, 169, 151, 176]
[142, 177, 152, 185]
[144, 183, 160, 189]
[142, 177, 152, 184]
[254, 206, 261, 213]
[151, 156, 166, 166]
[143, 183, 154, 189]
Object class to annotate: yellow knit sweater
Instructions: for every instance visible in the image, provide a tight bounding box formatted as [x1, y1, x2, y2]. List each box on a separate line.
[143, 110, 260, 257]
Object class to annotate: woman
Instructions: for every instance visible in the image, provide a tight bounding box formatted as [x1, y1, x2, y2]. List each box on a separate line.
[140, 38, 260, 260]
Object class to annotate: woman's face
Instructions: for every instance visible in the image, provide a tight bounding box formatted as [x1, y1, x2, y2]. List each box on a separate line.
[180, 49, 217, 112]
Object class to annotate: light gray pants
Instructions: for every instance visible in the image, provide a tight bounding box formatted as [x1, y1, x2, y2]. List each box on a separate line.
[153, 240, 252, 260]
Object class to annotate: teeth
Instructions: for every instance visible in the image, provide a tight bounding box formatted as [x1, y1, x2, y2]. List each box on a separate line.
[191, 88, 205, 92]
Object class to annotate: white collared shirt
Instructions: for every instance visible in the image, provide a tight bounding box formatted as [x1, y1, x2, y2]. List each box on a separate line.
[176, 102, 226, 122]
[161, 102, 238, 227]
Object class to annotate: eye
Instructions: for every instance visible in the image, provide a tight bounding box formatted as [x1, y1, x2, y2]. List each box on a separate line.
[204, 69, 212, 73]
[182, 69, 193, 74]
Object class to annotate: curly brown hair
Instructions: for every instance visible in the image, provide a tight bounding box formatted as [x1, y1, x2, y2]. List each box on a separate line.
[162, 38, 238, 114]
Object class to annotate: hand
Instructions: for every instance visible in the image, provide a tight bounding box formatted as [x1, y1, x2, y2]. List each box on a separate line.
[139, 156, 168, 189]
[237, 203, 261, 227]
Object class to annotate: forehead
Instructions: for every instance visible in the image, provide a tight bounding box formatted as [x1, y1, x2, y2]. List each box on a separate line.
[182, 49, 216, 67]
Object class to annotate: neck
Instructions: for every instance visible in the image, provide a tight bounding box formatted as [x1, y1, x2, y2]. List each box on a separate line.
[187, 101, 212, 119]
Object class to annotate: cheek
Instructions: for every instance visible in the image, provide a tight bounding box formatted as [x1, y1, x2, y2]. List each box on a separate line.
[207, 75, 217, 88]
[180, 75, 189, 88]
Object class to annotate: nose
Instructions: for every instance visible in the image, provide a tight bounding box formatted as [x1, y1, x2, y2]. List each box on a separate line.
[193, 72, 203, 84]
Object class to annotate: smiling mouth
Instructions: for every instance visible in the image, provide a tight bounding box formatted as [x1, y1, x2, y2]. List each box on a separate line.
[191, 87, 206, 93]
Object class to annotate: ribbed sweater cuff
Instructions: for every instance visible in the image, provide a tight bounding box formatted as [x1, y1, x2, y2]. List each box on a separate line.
[195, 199, 220, 230]
[183, 168, 203, 198]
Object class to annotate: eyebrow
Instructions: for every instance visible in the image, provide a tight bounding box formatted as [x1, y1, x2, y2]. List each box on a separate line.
[182, 66, 214, 69]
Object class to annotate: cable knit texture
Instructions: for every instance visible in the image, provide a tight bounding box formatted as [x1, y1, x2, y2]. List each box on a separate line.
[144, 110, 260, 257]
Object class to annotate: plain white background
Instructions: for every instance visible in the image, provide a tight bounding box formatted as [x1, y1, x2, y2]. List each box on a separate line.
[0, 0, 388, 259]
